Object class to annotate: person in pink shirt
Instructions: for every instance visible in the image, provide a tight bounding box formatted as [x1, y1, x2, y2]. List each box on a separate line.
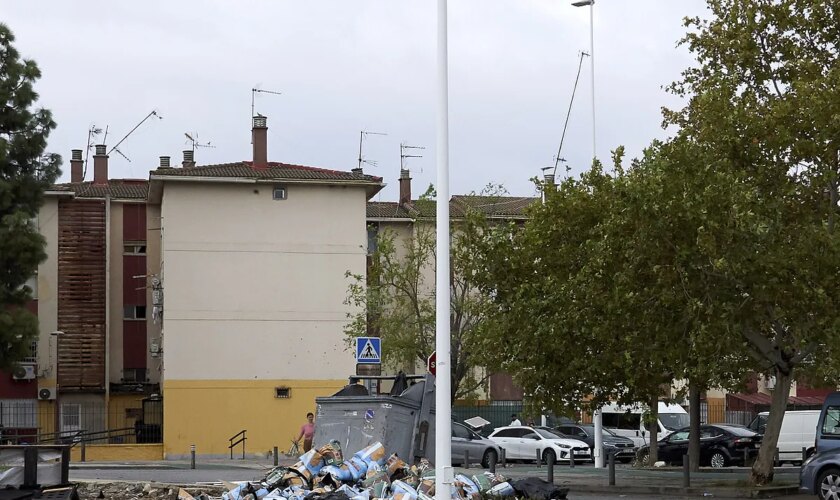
[297, 412, 315, 452]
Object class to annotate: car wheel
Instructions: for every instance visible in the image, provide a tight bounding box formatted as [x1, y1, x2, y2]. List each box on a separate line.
[710, 451, 727, 468]
[543, 448, 557, 465]
[481, 449, 498, 469]
[818, 467, 840, 500]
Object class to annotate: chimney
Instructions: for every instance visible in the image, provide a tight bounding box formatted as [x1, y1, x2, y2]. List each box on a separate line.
[252, 115, 268, 169]
[159, 156, 171, 169]
[351, 167, 364, 175]
[70, 149, 83, 183]
[542, 172, 556, 202]
[93, 144, 108, 185]
[182, 150, 196, 168]
[399, 168, 412, 205]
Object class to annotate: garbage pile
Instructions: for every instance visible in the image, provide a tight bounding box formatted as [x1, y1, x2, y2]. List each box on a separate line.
[221, 441, 567, 500]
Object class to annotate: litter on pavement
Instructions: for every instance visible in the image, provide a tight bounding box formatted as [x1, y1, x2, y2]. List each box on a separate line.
[219, 441, 568, 500]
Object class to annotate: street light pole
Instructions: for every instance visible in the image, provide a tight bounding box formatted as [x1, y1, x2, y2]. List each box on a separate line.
[434, 0, 452, 499]
[572, 0, 601, 468]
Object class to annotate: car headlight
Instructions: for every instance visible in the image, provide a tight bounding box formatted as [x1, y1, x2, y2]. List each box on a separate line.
[802, 453, 817, 467]
[604, 443, 617, 448]
[558, 444, 571, 449]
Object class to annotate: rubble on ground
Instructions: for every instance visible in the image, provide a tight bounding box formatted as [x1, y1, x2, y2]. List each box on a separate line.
[219, 441, 567, 500]
[74, 482, 225, 500]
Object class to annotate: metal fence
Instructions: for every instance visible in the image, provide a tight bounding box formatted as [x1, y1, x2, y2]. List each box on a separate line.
[0, 397, 162, 445]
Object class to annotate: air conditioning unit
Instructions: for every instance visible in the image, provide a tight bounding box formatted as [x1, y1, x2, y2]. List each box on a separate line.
[12, 363, 36, 381]
[38, 387, 56, 400]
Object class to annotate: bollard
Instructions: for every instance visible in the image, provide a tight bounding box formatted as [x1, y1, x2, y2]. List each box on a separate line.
[489, 451, 497, 474]
[570, 451, 575, 468]
[682, 454, 690, 487]
[81, 441, 86, 463]
[743, 446, 749, 465]
[501, 448, 507, 468]
[536, 448, 542, 468]
[774, 448, 780, 467]
[802, 447, 807, 463]
[465, 450, 470, 469]
[191, 444, 196, 470]
[274, 446, 279, 466]
[547, 449, 555, 484]
[608, 453, 616, 486]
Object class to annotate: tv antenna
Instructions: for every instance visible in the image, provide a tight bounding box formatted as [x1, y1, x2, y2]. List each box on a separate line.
[108, 110, 163, 163]
[184, 132, 216, 154]
[83, 124, 103, 180]
[400, 143, 425, 170]
[251, 87, 281, 143]
[553, 51, 589, 173]
[358, 130, 387, 169]
[251, 87, 282, 119]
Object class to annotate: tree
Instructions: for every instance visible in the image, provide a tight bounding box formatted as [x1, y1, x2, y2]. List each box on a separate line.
[664, 0, 840, 485]
[343, 187, 498, 402]
[0, 24, 61, 370]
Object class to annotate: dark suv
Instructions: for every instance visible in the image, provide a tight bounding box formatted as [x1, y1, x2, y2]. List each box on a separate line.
[554, 423, 637, 463]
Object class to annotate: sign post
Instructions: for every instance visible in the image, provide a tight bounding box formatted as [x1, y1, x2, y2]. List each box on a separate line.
[356, 337, 382, 394]
[427, 351, 437, 376]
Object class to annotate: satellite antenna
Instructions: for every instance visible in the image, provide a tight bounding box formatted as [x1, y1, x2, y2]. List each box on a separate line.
[184, 132, 216, 154]
[553, 51, 589, 172]
[107, 110, 163, 163]
[400, 143, 425, 170]
[358, 130, 387, 170]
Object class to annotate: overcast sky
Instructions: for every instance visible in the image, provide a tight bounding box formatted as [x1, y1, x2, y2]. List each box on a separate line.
[2, 0, 709, 201]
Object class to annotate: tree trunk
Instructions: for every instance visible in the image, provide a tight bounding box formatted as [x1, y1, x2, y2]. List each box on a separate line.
[688, 383, 701, 472]
[750, 368, 792, 486]
[648, 395, 659, 465]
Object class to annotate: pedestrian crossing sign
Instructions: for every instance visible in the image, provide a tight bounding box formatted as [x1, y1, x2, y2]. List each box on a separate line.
[356, 337, 381, 364]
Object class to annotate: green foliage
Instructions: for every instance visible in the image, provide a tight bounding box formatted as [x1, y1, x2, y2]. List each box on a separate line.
[344, 190, 501, 402]
[0, 23, 61, 369]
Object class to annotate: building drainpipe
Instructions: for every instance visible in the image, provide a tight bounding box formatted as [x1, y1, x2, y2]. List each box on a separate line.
[104, 195, 111, 424]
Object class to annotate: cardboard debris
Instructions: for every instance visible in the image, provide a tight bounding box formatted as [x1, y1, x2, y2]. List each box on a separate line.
[219, 441, 567, 500]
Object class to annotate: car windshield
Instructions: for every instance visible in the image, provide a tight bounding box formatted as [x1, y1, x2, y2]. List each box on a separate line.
[660, 413, 690, 431]
[536, 428, 564, 439]
[580, 425, 618, 437]
[717, 425, 755, 437]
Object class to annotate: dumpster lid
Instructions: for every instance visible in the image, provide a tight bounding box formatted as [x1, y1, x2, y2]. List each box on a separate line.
[331, 384, 370, 397]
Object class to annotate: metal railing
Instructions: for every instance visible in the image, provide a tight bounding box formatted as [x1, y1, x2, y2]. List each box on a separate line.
[229, 430, 247, 459]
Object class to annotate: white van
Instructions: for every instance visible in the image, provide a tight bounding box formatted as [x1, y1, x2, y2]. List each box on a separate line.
[747, 410, 819, 463]
[600, 402, 689, 447]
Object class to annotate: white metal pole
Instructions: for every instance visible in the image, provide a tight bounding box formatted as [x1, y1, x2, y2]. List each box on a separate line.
[589, 1, 596, 163]
[434, 0, 452, 498]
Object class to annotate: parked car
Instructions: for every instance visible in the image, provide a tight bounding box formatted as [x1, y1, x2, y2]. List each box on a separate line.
[817, 392, 840, 454]
[554, 423, 637, 463]
[748, 410, 819, 463]
[800, 447, 840, 499]
[600, 401, 690, 447]
[488, 426, 590, 463]
[637, 424, 761, 468]
[451, 421, 501, 468]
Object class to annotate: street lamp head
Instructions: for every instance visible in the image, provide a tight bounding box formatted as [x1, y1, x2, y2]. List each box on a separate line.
[572, 0, 594, 6]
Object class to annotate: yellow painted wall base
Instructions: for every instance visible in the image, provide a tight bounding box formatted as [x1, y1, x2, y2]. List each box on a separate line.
[163, 379, 346, 458]
[70, 444, 163, 462]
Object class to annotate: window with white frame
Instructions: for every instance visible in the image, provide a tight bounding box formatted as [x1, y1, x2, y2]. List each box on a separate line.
[124, 305, 147, 320]
[272, 186, 288, 200]
[124, 243, 147, 255]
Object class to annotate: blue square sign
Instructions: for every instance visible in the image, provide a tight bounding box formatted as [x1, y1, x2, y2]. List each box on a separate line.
[356, 337, 381, 364]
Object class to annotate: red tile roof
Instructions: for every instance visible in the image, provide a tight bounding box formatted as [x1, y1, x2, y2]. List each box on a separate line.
[152, 161, 382, 183]
[367, 196, 538, 220]
[49, 180, 149, 200]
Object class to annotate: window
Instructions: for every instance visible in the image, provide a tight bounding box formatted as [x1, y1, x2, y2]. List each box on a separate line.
[23, 341, 37, 364]
[122, 368, 148, 383]
[272, 186, 287, 200]
[60, 403, 81, 432]
[452, 423, 472, 439]
[492, 429, 522, 438]
[124, 244, 147, 255]
[367, 223, 379, 255]
[700, 427, 720, 439]
[669, 430, 690, 442]
[124, 305, 147, 320]
[275, 387, 291, 398]
[823, 407, 840, 435]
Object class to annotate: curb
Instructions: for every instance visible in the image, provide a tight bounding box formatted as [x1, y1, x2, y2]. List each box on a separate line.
[566, 483, 802, 498]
